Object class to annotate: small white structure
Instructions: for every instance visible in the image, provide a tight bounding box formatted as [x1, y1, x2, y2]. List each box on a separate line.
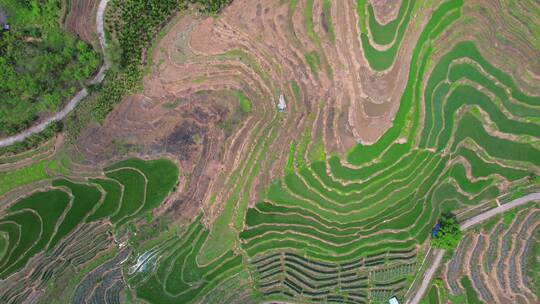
[278, 94, 286, 112]
[389, 296, 400, 304]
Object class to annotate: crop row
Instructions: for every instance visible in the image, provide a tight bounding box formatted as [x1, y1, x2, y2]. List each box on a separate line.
[0, 222, 111, 304]
[72, 250, 129, 304]
[249, 250, 415, 303]
[123, 0, 540, 302]
[0, 158, 178, 279]
[443, 208, 540, 302]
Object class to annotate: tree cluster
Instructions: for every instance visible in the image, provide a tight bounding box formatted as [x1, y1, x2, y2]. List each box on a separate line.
[114, 0, 187, 67]
[0, 0, 99, 136]
[191, 0, 233, 13]
[1, 0, 234, 154]
[0, 122, 62, 158]
[432, 213, 463, 250]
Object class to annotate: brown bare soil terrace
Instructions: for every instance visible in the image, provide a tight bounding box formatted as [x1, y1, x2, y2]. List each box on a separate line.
[443, 206, 540, 303]
[1, 0, 540, 303]
[77, 0, 436, 221]
[73, 1, 540, 303]
[64, 0, 99, 46]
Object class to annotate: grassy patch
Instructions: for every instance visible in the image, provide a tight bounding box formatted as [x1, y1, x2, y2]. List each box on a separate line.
[322, 0, 335, 44]
[303, 0, 319, 45]
[308, 135, 326, 162]
[237, 91, 253, 113]
[503, 208, 519, 227]
[291, 81, 302, 103]
[285, 141, 297, 175]
[427, 278, 466, 304]
[427, 284, 440, 303]
[191, 76, 207, 84]
[162, 98, 184, 109]
[0, 159, 62, 196]
[460, 276, 482, 304]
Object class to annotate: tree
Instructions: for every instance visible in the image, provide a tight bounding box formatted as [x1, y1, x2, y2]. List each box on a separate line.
[432, 213, 462, 250]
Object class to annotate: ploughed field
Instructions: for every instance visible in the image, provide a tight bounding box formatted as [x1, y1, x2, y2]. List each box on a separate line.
[0, 0, 539, 303]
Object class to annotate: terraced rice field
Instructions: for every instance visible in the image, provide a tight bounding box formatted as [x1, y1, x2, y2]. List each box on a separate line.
[439, 205, 540, 303]
[0, 0, 539, 303]
[0, 157, 178, 300]
[106, 0, 538, 303]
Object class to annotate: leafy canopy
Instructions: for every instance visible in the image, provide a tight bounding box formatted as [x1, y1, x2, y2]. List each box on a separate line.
[0, 0, 99, 135]
[432, 214, 463, 250]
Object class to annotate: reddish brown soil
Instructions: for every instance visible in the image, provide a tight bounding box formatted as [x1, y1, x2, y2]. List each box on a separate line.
[371, 0, 402, 25]
[64, 0, 99, 46]
[73, 0, 439, 222]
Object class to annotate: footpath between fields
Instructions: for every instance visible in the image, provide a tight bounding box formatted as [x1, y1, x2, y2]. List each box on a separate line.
[407, 192, 540, 304]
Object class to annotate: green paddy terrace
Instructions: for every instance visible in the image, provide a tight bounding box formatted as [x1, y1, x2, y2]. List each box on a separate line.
[121, 0, 540, 303]
[0, 157, 178, 283]
[0, 0, 538, 303]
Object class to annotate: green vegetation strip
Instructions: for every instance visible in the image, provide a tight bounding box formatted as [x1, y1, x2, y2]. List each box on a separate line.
[0, 157, 176, 280]
[460, 276, 483, 304]
[0, 0, 99, 135]
[106, 158, 178, 214]
[0, 190, 70, 277]
[0, 211, 41, 278]
[0, 159, 64, 197]
[107, 168, 146, 225]
[86, 178, 123, 221]
[49, 179, 102, 248]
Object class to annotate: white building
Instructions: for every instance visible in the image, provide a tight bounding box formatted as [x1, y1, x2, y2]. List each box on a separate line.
[278, 94, 286, 112]
[389, 296, 400, 304]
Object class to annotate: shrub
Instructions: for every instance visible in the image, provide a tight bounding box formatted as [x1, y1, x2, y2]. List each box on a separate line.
[0, 0, 99, 135]
[432, 214, 463, 250]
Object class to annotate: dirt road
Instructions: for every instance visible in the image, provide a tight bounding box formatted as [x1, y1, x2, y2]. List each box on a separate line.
[406, 192, 540, 304]
[461, 192, 540, 230]
[408, 249, 444, 304]
[0, 5, 7, 26]
[0, 0, 110, 148]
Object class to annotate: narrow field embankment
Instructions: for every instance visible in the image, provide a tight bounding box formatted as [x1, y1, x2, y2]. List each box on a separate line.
[407, 192, 540, 304]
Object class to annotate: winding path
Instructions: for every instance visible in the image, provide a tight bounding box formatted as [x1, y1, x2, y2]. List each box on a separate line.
[0, 5, 7, 26]
[407, 192, 540, 304]
[0, 0, 110, 148]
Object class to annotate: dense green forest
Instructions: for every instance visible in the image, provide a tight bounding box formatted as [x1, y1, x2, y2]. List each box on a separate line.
[0, 0, 99, 136]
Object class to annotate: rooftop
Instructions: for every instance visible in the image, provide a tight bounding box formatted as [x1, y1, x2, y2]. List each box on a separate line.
[278, 94, 286, 111]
